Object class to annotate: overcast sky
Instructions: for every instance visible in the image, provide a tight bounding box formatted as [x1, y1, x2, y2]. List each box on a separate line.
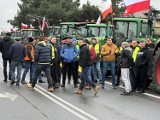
[0, 0, 159, 32]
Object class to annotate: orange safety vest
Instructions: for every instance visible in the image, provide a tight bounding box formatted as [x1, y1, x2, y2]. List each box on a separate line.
[24, 44, 34, 61]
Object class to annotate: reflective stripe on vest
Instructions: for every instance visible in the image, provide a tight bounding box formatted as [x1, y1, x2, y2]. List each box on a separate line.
[132, 47, 140, 62]
[51, 45, 55, 59]
[24, 44, 34, 61]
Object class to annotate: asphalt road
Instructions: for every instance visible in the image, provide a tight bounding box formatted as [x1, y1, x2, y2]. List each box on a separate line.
[0, 56, 160, 120]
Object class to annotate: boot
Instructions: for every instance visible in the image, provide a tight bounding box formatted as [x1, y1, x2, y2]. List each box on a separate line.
[93, 85, 100, 96]
[48, 87, 54, 92]
[74, 89, 82, 95]
[27, 83, 34, 91]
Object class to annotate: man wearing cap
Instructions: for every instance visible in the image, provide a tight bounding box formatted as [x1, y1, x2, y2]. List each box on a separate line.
[21, 37, 35, 84]
[60, 36, 79, 88]
[101, 37, 119, 89]
[9, 38, 25, 86]
[89, 38, 102, 83]
[67, 37, 80, 84]
[0, 32, 14, 82]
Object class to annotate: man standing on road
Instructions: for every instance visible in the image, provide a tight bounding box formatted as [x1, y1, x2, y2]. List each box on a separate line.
[132, 41, 149, 93]
[101, 37, 119, 89]
[9, 38, 25, 86]
[74, 39, 99, 95]
[0, 33, 14, 82]
[28, 37, 54, 92]
[120, 42, 133, 95]
[60, 36, 79, 88]
[21, 37, 35, 84]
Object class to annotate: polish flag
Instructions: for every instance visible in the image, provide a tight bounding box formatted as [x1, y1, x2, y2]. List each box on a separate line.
[98, 0, 112, 20]
[41, 17, 46, 31]
[123, 0, 150, 16]
[96, 16, 101, 24]
[21, 23, 28, 29]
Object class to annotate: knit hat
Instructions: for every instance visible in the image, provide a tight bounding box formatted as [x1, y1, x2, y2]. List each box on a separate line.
[72, 37, 76, 41]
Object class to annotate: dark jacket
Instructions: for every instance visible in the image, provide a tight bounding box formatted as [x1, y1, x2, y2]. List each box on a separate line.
[34, 41, 52, 64]
[9, 42, 25, 62]
[79, 44, 92, 68]
[135, 47, 149, 68]
[120, 46, 133, 68]
[50, 42, 61, 63]
[0, 36, 14, 59]
[60, 42, 79, 63]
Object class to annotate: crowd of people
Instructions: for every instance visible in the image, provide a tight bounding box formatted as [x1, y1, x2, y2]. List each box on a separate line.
[0, 33, 154, 96]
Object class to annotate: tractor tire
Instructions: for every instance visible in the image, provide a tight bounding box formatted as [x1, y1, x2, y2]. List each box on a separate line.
[153, 48, 160, 93]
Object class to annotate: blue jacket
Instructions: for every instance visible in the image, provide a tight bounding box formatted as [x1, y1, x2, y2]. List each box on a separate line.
[60, 43, 79, 62]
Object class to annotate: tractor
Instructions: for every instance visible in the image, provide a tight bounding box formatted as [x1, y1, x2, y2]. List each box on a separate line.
[113, 17, 160, 93]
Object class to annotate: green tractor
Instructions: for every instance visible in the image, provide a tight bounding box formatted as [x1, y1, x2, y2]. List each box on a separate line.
[21, 29, 41, 42]
[11, 30, 22, 41]
[113, 17, 160, 93]
[85, 23, 112, 46]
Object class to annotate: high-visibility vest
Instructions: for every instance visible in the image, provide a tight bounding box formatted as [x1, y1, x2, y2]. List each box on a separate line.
[132, 46, 140, 62]
[24, 44, 34, 61]
[51, 45, 55, 59]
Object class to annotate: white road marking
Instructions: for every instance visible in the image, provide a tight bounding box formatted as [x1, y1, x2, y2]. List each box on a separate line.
[0, 63, 100, 120]
[105, 81, 160, 99]
[34, 87, 90, 120]
[36, 85, 100, 120]
[0, 92, 17, 101]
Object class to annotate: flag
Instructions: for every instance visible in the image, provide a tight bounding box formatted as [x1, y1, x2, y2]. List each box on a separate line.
[98, 0, 112, 20]
[96, 16, 101, 24]
[41, 17, 46, 31]
[21, 23, 28, 29]
[123, 0, 150, 16]
[30, 24, 34, 29]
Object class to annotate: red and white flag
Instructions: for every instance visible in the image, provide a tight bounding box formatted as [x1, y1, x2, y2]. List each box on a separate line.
[41, 17, 46, 31]
[30, 24, 34, 29]
[123, 0, 150, 16]
[96, 16, 101, 24]
[98, 0, 112, 20]
[21, 23, 28, 29]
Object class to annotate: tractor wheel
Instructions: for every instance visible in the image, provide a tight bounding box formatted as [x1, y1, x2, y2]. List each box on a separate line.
[153, 48, 160, 93]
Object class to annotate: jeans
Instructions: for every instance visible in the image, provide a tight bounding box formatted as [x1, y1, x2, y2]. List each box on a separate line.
[93, 62, 102, 81]
[21, 61, 35, 83]
[10, 61, 22, 83]
[102, 61, 116, 87]
[3, 58, 11, 80]
[79, 66, 96, 90]
[32, 64, 53, 88]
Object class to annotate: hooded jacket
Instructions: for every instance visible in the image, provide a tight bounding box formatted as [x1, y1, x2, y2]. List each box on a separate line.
[0, 36, 14, 59]
[120, 46, 133, 68]
[79, 44, 92, 68]
[34, 41, 52, 64]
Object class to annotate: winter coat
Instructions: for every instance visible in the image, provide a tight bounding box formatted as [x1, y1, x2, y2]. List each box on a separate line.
[9, 42, 25, 62]
[60, 43, 79, 63]
[79, 44, 92, 68]
[34, 41, 52, 64]
[135, 47, 149, 68]
[120, 46, 133, 68]
[0, 36, 14, 59]
[101, 43, 119, 62]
